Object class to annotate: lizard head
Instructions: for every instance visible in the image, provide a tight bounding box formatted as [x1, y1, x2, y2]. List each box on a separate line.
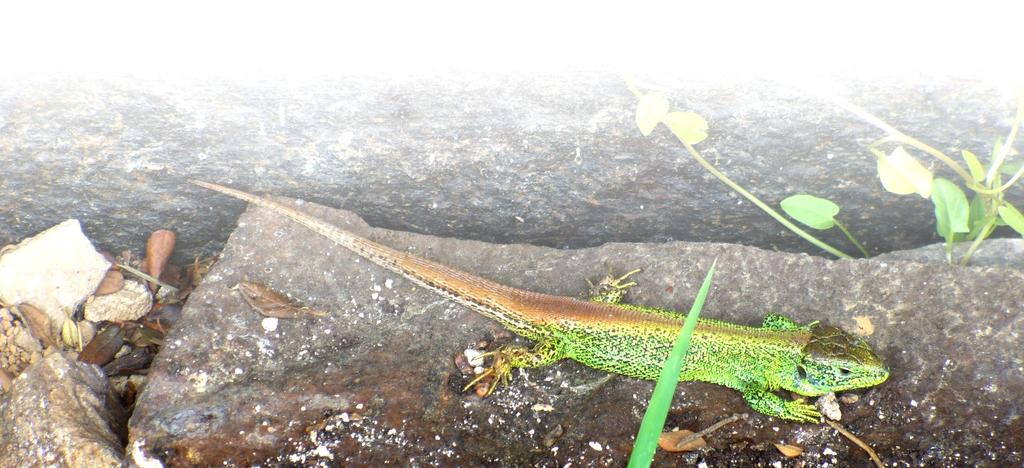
[789, 324, 889, 396]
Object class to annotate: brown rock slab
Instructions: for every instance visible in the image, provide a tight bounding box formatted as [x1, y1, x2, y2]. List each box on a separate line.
[129, 197, 1023, 466]
[0, 352, 126, 467]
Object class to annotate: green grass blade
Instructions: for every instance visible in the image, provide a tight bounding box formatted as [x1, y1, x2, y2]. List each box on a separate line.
[627, 260, 717, 468]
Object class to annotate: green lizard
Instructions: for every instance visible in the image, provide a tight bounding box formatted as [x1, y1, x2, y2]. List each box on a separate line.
[192, 180, 889, 423]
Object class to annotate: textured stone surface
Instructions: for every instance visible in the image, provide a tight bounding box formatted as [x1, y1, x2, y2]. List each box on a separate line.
[84, 280, 153, 322]
[875, 237, 1024, 269]
[0, 307, 45, 376]
[0, 352, 126, 467]
[129, 197, 1023, 466]
[0, 75, 1020, 263]
[0, 219, 111, 334]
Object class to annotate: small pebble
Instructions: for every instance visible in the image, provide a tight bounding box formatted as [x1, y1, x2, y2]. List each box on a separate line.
[261, 317, 279, 332]
[816, 392, 842, 421]
[464, 349, 485, 367]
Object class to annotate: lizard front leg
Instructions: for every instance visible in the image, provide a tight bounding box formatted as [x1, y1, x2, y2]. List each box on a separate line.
[586, 267, 642, 304]
[740, 383, 821, 423]
[464, 339, 567, 396]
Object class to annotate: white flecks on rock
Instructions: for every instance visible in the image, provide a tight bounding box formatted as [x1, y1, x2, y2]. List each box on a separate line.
[84, 280, 153, 323]
[0, 220, 111, 336]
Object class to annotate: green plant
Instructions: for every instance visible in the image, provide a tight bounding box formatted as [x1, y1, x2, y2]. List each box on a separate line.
[627, 260, 716, 468]
[631, 78, 1023, 264]
[829, 94, 1024, 264]
[780, 194, 869, 257]
[629, 84, 857, 259]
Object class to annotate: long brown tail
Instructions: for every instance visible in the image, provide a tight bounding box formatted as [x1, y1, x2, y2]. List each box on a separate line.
[191, 180, 555, 336]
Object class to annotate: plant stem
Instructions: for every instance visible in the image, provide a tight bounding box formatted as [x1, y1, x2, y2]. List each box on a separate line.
[829, 95, 973, 183]
[985, 95, 1024, 184]
[678, 140, 853, 259]
[117, 263, 180, 292]
[959, 216, 998, 266]
[671, 413, 747, 450]
[833, 219, 869, 257]
[824, 419, 884, 468]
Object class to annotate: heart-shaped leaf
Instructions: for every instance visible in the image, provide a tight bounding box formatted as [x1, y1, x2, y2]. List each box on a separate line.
[966, 195, 987, 240]
[781, 194, 840, 230]
[877, 146, 933, 197]
[960, 149, 985, 183]
[635, 92, 669, 136]
[998, 202, 1024, 237]
[931, 177, 969, 241]
[663, 111, 709, 145]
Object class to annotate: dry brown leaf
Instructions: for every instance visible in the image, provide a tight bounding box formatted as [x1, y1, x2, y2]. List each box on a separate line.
[236, 281, 327, 318]
[159, 263, 183, 288]
[126, 323, 164, 347]
[142, 303, 182, 332]
[658, 429, 707, 452]
[78, 325, 124, 365]
[142, 230, 176, 289]
[16, 303, 56, 348]
[773, 443, 803, 458]
[95, 270, 125, 296]
[102, 347, 154, 376]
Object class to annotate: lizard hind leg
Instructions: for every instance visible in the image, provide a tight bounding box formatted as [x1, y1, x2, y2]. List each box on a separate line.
[463, 340, 566, 396]
[586, 267, 643, 304]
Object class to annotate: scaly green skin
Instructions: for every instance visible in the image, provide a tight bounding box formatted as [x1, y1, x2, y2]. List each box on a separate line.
[477, 272, 890, 423]
[193, 181, 891, 423]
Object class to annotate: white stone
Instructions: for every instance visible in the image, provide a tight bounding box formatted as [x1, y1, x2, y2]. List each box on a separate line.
[816, 392, 843, 421]
[84, 280, 152, 322]
[0, 220, 110, 334]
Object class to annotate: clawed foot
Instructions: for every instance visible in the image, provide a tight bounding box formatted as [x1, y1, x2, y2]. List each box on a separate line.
[587, 267, 642, 304]
[462, 347, 516, 396]
[784, 399, 822, 423]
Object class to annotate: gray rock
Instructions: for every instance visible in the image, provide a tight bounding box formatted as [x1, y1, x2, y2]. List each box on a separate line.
[0, 352, 127, 467]
[0, 219, 111, 335]
[1, 75, 1020, 263]
[129, 196, 1023, 466]
[876, 237, 1024, 269]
